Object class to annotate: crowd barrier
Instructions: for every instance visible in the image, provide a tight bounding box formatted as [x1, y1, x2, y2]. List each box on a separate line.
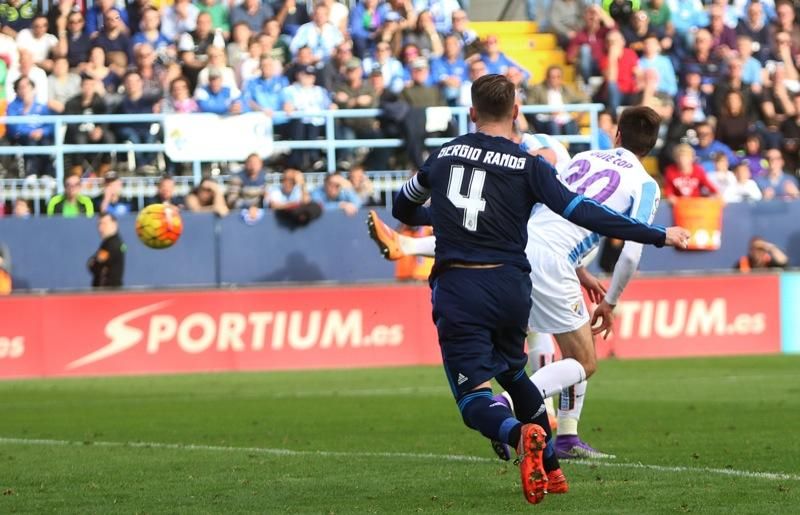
[1, 203, 800, 292]
[0, 272, 796, 380]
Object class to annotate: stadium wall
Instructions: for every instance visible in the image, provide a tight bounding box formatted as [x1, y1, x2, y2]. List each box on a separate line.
[1, 203, 800, 291]
[0, 274, 788, 380]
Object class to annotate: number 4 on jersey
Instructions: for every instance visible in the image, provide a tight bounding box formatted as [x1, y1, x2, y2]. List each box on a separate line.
[447, 165, 486, 231]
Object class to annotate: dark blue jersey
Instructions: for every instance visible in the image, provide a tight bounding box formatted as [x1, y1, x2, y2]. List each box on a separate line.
[393, 132, 667, 271]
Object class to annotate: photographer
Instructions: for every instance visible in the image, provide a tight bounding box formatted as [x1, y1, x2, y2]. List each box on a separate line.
[736, 237, 789, 272]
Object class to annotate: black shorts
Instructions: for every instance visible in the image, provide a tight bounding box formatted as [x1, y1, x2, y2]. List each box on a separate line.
[431, 265, 531, 398]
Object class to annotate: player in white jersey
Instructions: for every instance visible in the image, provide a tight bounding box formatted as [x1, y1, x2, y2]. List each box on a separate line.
[368, 107, 678, 463]
[367, 130, 614, 459]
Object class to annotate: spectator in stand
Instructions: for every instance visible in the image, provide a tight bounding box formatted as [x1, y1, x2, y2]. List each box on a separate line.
[159, 76, 199, 114]
[742, 133, 769, 178]
[373, 11, 406, 57]
[693, 121, 738, 173]
[399, 44, 431, 86]
[115, 71, 160, 169]
[769, 0, 800, 60]
[736, 34, 764, 91]
[736, 0, 771, 63]
[283, 65, 334, 169]
[431, 34, 467, 106]
[598, 29, 641, 114]
[401, 58, 444, 107]
[84, 0, 128, 36]
[449, 9, 480, 57]
[47, 56, 80, 114]
[197, 0, 230, 38]
[46, 0, 75, 37]
[47, 174, 95, 217]
[716, 90, 753, 152]
[676, 65, 709, 122]
[708, 153, 738, 199]
[195, 45, 238, 94]
[403, 10, 444, 59]
[638, 32, 677, 97]
[348, 165, 380, 205]
[311, 172, 361, 216]
[642, 0, 673, 37]
[265, 19, 294, 65]
[362, 41, 405, 94]
[413, 0, 460, 34]
[161, 0, 199, 43]
[145, 175, 185, 208]
[333, 57, 389, 169]
[476, 35, 530, 83]
[706, 4, 737, 59]
[319, 0, 349, 36]
[133, 43, 178, 100]
[15, 14, 57, 73]
[178, 12, 225, 90]
[186, 177, 229, 216]
[131, 7, 174, 61]
[290, 3, 344, 63]
[458, 58, 487, 107]
[663, 144, 720, 203]
[195, 67, 242, 114]
[567, 5, 615, 85]
[603, 0, 639, 27]
[780, 93, 800, 173]
[126, 0, 150, 35]
[13, 198, 31, 218]
[725, 161, 764, 203]
[7, 77, 52, 177]
[57, 9, 92, 69]
[82, 46, 121, 95]
[242, 55, 289, 126]
[597, 110, 617, 149]
[735, 236, 788, 272]
[528, 65, 587, 136]
[319, 40, 353, 92]
[621, 10, 663, 56]
[665, 0, 707, 46]
[284, 45, 320, 83]
[273, 0, 312, 37]
[549, 0, 587, 49]
[681, 29, 723, 94]
[267, 168, 322, 226]
[226, 153, 268, 209]
[91, 8, 132, 63]
[94, 171, 132, 217]
[712, 57, 756, 118]
[758, 148, 800, 199]
[237, 37, 264, 87]
[229, 0, 274, 34]
[226, 22, 251, 78]
[64, 74, 113, 172]
[349, 0, 384, 58]
[6, 49, 48, 104]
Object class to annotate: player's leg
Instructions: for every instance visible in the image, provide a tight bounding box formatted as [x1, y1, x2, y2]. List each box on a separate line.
[367, 210, 436, 260]
[496, 331, 557, 427]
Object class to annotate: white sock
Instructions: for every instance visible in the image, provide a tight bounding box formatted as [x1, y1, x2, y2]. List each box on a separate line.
[528, 332, 556, 417]
[529, 358, 587, 399]
[557, 380, 587, 435]
[398, 235, 436, 257]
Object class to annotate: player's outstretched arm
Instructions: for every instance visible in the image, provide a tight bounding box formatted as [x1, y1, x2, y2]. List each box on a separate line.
[392, 174, 433, 227]
[528, 162, 689, 247]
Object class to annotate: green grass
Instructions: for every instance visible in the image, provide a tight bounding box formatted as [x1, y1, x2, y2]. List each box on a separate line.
[1, 355, 800, 514]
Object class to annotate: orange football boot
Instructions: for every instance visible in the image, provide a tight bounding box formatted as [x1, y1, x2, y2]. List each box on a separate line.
[366, 210, 405, 261]
[515, 424, 549, 504]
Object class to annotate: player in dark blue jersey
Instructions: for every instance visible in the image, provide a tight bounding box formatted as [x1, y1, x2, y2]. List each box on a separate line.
[392, 74, 690, 504]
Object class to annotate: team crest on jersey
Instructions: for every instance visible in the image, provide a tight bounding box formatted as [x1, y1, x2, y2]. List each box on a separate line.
[570, 302, 583, 316]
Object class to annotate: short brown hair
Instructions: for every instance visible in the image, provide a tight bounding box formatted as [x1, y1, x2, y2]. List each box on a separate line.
[617, 106, 661, 157]
[471, 74, 515, 122]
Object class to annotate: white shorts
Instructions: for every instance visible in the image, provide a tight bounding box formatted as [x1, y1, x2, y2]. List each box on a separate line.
[527, 245, 589, 334]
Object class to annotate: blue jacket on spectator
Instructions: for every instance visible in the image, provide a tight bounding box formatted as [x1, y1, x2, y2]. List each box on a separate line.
[639, 54, 678, 97]
[196, 85, 238, 114]
[131, 32, 173, 53]
[362, 56, 405, 94]
[311, 186, 362, 210]
[349, 3, 383, 43]
[479, 52, 530, 83]
[86, 6, 129, 36]
[289, 22, 344, 61]
[667, 0, 708, 35]
[241, 75, 289, 123]
[693, 140, 738, 173]
[6, 99, 52, 141]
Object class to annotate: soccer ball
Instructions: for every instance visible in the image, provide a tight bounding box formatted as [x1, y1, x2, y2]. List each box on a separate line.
[135, 203, 183, 249]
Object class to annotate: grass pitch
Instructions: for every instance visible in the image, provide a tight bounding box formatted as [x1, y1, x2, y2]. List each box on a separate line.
[1, 355, 799, 514]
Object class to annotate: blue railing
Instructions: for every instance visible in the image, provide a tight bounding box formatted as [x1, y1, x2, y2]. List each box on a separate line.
[0, 103, 604, 193]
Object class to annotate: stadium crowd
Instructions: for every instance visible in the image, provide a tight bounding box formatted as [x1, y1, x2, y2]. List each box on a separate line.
[1, 0, 800, 218]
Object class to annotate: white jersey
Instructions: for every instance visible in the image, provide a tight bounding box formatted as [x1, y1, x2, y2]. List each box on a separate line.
[519, 133, 572, 176]
[527, 148, 661, 267]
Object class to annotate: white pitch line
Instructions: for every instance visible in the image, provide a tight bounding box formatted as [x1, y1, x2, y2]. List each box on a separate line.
[1, 436, 799, 482]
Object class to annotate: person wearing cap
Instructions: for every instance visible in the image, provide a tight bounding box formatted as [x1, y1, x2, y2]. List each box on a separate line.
[195, 66, 242, 114]
[431, 33, 468, 106]
[289, 3, 344, 63]
[334, 56, 390, 169]
[94, 171, 132, 217]
[283, 64, 335, 169]
[401, 57, 445, 107]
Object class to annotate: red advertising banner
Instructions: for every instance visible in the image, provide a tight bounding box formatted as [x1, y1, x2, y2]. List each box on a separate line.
[0, 275, 782, 380]
[595, 274, 781, 358]
[0, 285, 441, 379]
